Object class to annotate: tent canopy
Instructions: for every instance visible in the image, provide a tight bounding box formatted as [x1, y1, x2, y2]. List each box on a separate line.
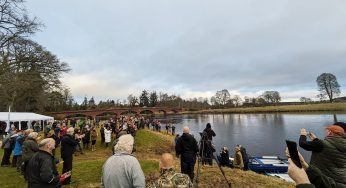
[0, 112, 54, 122]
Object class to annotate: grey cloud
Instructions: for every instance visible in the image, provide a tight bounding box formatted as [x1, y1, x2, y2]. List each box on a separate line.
[26, 0, 346, 100]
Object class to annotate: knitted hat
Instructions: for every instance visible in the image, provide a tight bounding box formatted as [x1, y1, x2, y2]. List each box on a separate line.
[334, 122, 346, 132]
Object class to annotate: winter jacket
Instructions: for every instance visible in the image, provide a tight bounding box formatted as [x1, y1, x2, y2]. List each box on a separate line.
[22, 138, 39, 162]
[83, 130, 91, 143]
[60, 134, 78, 159]
[100, 127, 105, 138]
[233, 150, 244, 169]
[1, 134, 11, 149]
[101, 151, 145, 188]
[13, 135, 23, 156]
[9, 133, 18, 150]
[26, 150, 60, 188]
[175, 133, 198, 163]
[300, 135, 346, 187]
[202, 128, 216, 141]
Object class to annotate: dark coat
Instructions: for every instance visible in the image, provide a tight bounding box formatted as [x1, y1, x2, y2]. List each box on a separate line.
[240, 147, 249, 164]
[22, 138, 39, 162]
[201, 128, 216, 154]
[220, 149, 230, 166]
[175, 133, 198, 163]
[100, 127, 105, 138]
[82, 130, 91, 143]
[296, 184, 315, 188]
[300, 135, 346, 187]
[60, 134, 78, 159]
[26, 150, 60, 188]
[202, 128, 216, 141]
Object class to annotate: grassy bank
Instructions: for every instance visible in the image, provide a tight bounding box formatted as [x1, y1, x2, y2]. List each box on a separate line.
[182, 102, 346, 114]
[0, 129, 294, 187]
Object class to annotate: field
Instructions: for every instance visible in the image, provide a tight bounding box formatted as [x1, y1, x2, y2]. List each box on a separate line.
[0, 129, 294, 188]
[183, 102, 346, 114]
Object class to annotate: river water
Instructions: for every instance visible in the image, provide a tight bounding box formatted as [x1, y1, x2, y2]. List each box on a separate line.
[158, 113, 346, 161]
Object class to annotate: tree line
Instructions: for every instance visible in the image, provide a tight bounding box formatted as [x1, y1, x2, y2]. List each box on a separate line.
[61, 72, 342, 112]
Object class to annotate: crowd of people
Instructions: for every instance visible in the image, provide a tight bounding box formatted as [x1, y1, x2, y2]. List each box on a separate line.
[1, 115, 346, 188]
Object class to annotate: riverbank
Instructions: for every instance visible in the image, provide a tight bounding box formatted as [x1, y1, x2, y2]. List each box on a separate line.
[0, 129, 294, 187]
[182, 102, 346, 114]
[143, 130, 294, 188]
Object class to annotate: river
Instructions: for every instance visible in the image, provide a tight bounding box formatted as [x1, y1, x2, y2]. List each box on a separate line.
[157, 113, 346, 161]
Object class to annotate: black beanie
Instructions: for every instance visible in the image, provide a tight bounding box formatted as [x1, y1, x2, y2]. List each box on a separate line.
[334, 122, 346, 132]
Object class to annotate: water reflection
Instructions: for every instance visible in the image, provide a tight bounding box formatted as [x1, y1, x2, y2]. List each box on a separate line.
[167, 113, 346, 162]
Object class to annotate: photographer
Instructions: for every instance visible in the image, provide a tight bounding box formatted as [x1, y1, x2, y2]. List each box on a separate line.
[299, 124, 346, 187]
[200, 123, 216, 166]
[285, 148, 338, 188]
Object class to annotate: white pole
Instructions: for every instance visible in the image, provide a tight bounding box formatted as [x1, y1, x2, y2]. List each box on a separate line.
[5, 106, 10, 133]
[19, 121, 22, 130]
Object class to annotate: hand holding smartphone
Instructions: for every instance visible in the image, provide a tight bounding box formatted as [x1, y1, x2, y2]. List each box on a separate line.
[286, 140, 302, 168]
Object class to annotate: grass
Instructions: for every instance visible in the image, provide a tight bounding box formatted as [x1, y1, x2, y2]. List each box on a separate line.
[182, 102, 346, 114]
[0, 129, 295, 188]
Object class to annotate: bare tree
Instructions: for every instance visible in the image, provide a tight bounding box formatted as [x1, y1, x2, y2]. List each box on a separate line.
[300, 97, 312, 103]
[232, 95, 242, 107]
[316, 94, 326, 102]
[316, 73, 341, 102]
[215, 89, 231, 106]
[0, 38, 70, 112]
[262, 91, 281, 104]
[0, 0, 41, 48]
[127, 94, 138, 107]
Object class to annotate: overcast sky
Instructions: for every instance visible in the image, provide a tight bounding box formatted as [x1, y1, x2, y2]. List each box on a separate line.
[26, 0, 346, 103]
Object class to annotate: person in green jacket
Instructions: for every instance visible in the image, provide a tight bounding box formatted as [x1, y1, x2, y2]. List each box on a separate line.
[299, 124, 346, 188]
[22, 132, 39, 179]
[286, 147, 341, 188]
[22, 132, 39, 162]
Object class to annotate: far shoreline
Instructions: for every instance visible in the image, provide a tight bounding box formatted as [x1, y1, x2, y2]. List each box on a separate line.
[180, 102, 346, 115]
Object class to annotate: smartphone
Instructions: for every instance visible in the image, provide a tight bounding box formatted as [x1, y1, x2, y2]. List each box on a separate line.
[285, 140, 302, 168]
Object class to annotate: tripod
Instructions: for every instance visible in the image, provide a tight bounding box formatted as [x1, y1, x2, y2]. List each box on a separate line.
[195, 131, 232, 188]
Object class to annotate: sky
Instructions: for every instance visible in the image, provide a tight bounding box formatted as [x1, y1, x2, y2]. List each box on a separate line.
[25, 0, 346, 103]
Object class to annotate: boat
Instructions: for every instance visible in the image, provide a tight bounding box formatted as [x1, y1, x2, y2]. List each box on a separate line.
[228, 155, 292, 182]
[248, 156, 288, 173]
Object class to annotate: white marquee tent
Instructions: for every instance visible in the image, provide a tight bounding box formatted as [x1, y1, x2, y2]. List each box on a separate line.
[0, 112, 54, 131]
